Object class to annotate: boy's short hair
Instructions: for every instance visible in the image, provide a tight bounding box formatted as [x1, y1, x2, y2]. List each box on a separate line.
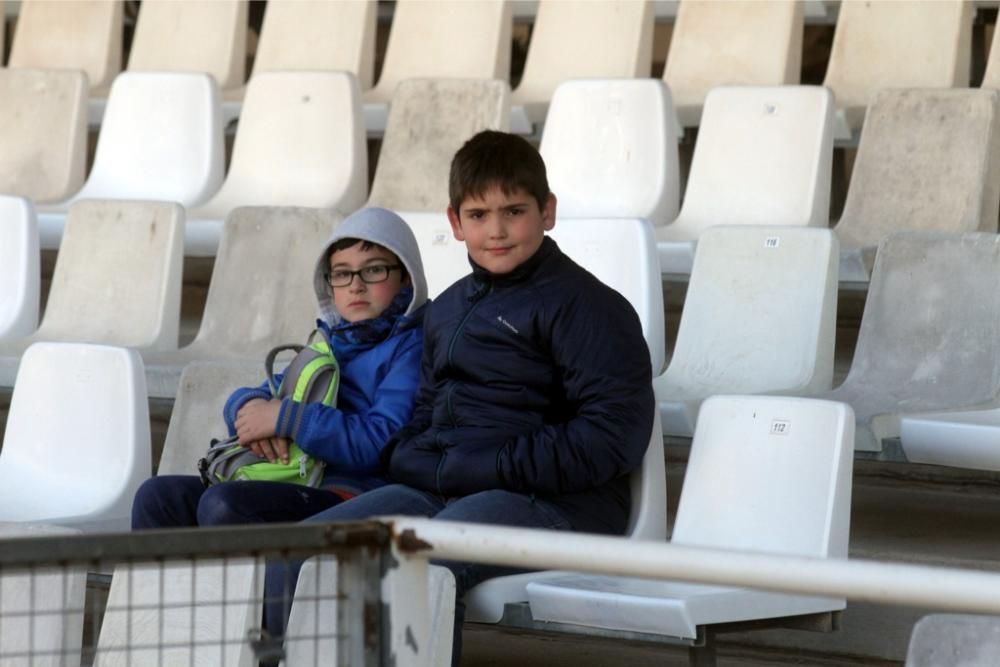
[449, 130, 550, 212]
[327, 237, 409, 281]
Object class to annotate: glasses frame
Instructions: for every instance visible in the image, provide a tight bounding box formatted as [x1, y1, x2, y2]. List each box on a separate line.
[325, 264, 404, 288]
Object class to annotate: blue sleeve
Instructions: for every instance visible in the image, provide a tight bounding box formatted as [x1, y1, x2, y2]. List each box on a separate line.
[438, 287, 654, 496]
[273, 333, 423, 474]
[222, 377, 276, 436]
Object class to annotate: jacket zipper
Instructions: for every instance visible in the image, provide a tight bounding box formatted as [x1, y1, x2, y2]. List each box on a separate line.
[444, 283, 493, 426]
[436, 283, 493, 492]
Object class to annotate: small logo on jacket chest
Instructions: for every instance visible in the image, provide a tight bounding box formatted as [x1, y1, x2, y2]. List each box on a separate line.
[496, 315, 520, 334]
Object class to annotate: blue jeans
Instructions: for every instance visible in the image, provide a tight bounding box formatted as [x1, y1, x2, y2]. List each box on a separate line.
[130, 475, 346, 528]
[264, 484, 573, 666]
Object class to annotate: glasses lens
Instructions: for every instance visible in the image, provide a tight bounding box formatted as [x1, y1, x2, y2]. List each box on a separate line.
[328, 270, 353, 287]
[361, 266, 390, 283]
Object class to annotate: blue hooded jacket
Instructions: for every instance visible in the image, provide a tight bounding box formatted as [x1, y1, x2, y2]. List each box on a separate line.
[223, 208, 429, 495]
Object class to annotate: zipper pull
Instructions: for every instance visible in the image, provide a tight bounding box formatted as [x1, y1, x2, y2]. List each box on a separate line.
[299, 454, 308, 478]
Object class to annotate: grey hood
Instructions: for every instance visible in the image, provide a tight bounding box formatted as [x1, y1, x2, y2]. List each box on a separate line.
[313, 207, 428, 326]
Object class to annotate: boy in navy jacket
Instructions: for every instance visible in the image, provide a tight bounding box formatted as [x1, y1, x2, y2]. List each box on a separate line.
[266, 131, 655, 664]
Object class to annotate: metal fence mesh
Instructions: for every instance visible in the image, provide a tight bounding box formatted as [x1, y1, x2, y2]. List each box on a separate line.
[0, 521, 391, 667]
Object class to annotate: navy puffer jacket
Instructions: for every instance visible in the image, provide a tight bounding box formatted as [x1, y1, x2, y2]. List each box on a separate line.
[382, 237, 655, 535]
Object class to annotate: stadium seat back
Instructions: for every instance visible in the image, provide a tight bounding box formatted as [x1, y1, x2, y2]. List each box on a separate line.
[0, 68, 88, 203]
[9, 0, 122, 94]
[512, 0, 653, 114]
[254, 0, 376, 89]
[369, 79, 510, 212]
[0, 343, 151, 532]
[0, 196, 39, 341]
[128, 0, 247, 93]
[664, 0, 802, 127]
[541, 79, 679, 224]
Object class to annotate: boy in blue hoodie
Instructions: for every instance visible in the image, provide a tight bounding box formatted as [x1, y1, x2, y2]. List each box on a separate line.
[265, 131, 655, 664]
[131, 207, 429, 528]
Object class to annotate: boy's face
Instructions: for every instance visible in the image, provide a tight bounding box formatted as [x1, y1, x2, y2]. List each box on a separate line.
[328, 243, 408, 323]
[447, 186, 556, 275]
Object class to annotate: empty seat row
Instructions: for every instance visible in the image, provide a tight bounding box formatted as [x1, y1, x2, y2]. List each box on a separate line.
[0, 68, 366, 255]
[0, 0, 983, 137]
[8, 68, 997, 283]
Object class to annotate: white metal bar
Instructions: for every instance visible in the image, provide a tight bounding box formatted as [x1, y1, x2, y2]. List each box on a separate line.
[388, 517, 1000, 615]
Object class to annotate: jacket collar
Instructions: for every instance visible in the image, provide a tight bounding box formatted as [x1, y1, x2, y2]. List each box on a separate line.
[469, 236, 559, 288]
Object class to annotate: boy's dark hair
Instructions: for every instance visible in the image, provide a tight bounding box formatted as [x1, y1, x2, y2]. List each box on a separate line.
[449, 130, 550, 213]
[327, 238, 408, 281]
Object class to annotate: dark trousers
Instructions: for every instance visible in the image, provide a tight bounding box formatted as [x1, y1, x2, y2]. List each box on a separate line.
[130, 475, 346, 528]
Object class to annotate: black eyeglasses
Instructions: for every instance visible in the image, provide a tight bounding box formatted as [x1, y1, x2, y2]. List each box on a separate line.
[325, 264, 403, 288]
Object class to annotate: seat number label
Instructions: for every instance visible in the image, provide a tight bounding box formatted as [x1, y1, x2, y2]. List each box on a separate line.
[764, 237, 780, 248]
[770, 419, 791, 435]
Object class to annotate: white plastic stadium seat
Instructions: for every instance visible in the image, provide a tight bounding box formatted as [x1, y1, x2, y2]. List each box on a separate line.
[0, 196, 40, 342]
[902, 408, 1000, 471]
[463, 411, 667, 624]
[834, 89, 1000, 283]
[510, 0, 653, 133]
[403, 212, 472, 298]
[96, 559, 262, 667]
[811, 232, 1000, 453]
[363, 0, 511, 134]
[823, 0, 971, 139]
[527, 395, 853, 640]
[0, 200, 184, 388]
[655, 226, 837, 437]
[663, 0, 802, 128]
[0, 523, 86, 667]
[185, 72, 365, 257]
[143, 206, 338, 399]
[657, 86, 833, 274]
[0, 68, 88, 203]
[540, 78, 679, 225]
[36, 72, 224, 250]
[549, 219, 666, 376]
[0, 343, 151, 532]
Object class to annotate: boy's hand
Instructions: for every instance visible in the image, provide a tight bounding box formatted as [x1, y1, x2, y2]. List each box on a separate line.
[235, 399, 282, 450]
[246, 437, 291, 465]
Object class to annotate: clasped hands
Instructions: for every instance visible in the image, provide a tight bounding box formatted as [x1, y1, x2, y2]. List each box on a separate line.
[234, 398, 290, 464]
